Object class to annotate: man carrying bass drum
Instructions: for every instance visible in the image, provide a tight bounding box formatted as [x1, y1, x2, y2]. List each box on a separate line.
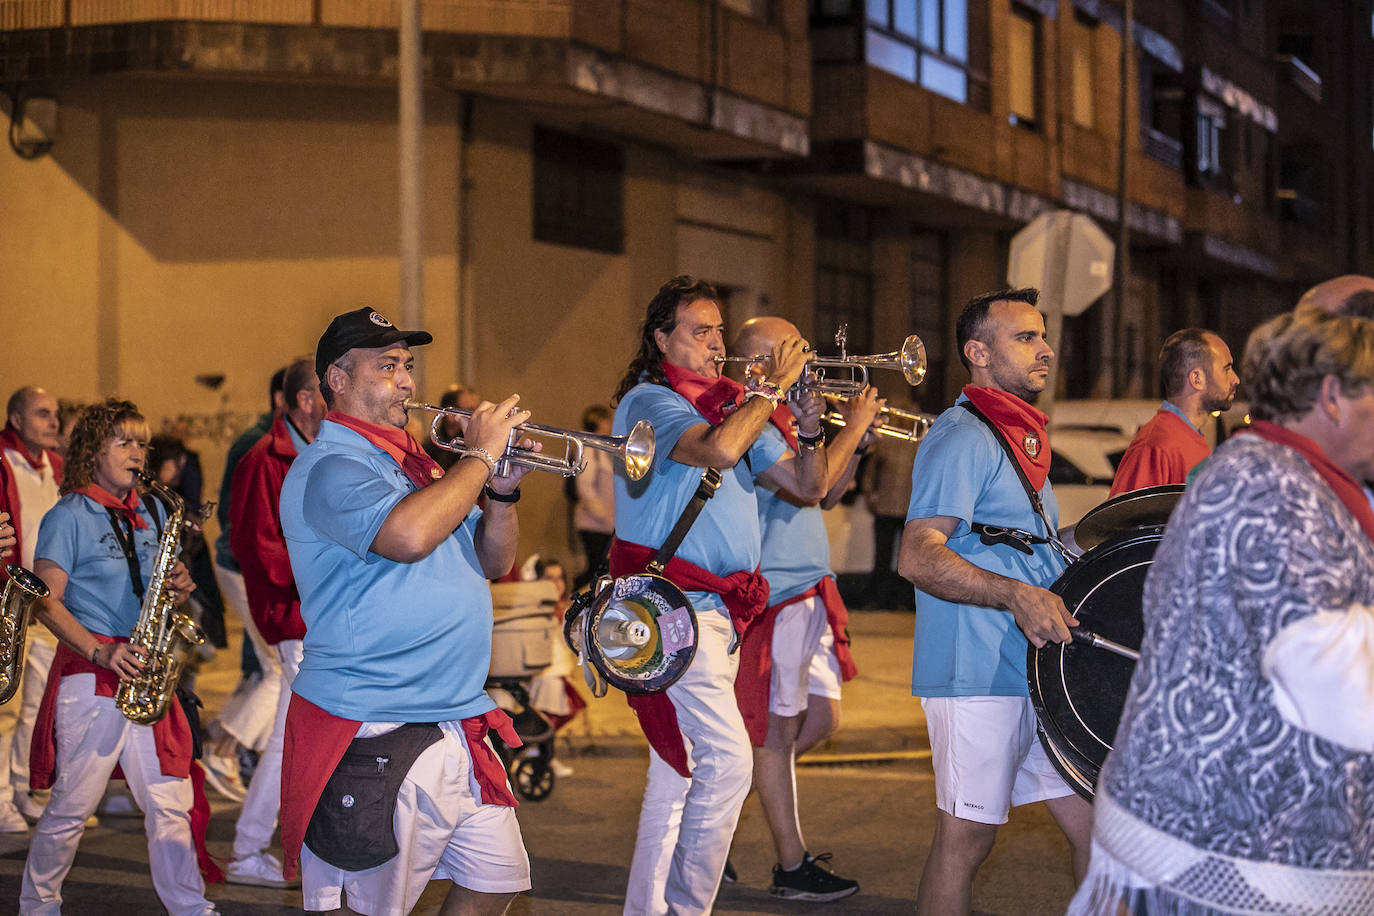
[898, 288, 1091, 916]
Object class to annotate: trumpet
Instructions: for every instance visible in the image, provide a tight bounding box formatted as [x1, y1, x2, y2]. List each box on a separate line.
[715, 325, 927, 398]
[404, 399, 655, 481]
[822, 395, 935, 443]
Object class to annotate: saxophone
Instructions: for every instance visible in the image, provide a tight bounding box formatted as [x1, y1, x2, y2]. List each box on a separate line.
[115, 470, 208, 725]
[0, 564, 50, 705]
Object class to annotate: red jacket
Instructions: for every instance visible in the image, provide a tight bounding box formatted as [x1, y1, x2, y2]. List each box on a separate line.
[229, 416, 305, 644]
[1109, 408, 1211, 497]
[0, 428, 63, 583]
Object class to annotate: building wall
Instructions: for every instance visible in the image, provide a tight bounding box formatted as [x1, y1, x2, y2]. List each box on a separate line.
[0, 77, 794, 570]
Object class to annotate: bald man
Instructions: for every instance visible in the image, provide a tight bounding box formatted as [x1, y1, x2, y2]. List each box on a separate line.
[1295, 275, 1374, 320]
[725, 317, 881, 901]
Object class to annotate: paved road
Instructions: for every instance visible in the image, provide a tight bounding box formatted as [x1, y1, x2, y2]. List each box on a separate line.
[0, 611, 1080, 914]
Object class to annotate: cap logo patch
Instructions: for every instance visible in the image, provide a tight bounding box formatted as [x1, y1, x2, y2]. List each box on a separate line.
[369, 311, 393, 328]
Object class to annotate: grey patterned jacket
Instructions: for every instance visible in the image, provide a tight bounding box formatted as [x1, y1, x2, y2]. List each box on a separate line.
[1102, 432, 1374, 870]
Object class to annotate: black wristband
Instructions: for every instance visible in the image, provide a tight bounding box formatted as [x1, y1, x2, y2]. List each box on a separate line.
[483, 485, 521, 503]
[90, 644, 101, 665]
[797, 429, 824, 448]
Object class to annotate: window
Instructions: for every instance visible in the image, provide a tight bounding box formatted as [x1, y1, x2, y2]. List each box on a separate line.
[1278, 143, 1324, 230]
[1195, 98, 1226, 184]
[532, 127, 624, 254]
[1138, 51, 1185, 170]
[1070, 13, 1095, 129]
[1007, 4, 1041, 130]
[815, 204, 874, 356]
[857, 0, 988, 108]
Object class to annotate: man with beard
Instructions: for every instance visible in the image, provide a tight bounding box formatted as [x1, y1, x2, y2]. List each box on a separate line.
[1109, 328, 1240, 496]
[898, 288, 1090, 916]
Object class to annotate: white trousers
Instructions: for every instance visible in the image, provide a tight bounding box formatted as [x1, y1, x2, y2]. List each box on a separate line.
[0, 630, 57, 802]
[624, 611, 753, 916]
[232, 638, 303, 858]
[20, 674, 213, 916]
[211, 563, 281, 751]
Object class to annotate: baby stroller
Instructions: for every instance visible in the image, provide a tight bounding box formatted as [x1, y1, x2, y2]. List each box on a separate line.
[486, 580, 563, 801]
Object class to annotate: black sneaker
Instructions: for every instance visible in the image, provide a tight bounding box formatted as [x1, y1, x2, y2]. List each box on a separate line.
[769, 852, 859, 902]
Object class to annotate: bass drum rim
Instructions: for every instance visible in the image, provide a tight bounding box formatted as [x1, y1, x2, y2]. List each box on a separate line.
[1028, 529, 1162, 801]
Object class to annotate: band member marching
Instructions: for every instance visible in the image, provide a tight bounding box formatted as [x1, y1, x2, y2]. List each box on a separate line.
[278, 307, 533, 916]
[610, 276, 828, 915]
[20, 397, 219, 916]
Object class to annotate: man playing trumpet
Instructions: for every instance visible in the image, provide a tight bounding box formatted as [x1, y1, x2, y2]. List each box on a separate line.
[278, 307, 533, 915]
[726, 316, 883, 901]
[610, 277, 829, 915]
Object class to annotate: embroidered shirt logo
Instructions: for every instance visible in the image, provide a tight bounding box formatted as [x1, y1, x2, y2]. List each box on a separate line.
[368, 311, 393, 328]
[1022, 435, 1041, 458]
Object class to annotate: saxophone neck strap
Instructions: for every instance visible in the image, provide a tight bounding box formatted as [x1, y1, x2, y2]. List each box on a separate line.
[104, 497, 165, 601]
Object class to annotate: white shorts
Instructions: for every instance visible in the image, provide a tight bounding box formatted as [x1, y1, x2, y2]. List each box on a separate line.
[921, 695, 1074, 825]
[302, 720, 531, 916]
[770, 595, 844, 717]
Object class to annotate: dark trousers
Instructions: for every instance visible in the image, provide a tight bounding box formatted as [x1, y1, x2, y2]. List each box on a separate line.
[575, 529, 612, 590]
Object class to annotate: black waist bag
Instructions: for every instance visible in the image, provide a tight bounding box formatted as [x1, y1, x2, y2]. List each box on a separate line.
[305, 723, 443, 871]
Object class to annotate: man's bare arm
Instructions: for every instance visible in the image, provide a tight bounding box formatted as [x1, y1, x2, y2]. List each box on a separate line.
[898, 516, 1076, 648]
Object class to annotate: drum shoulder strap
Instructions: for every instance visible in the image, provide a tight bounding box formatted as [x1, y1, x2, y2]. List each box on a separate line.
[959, 402, 1055, 539]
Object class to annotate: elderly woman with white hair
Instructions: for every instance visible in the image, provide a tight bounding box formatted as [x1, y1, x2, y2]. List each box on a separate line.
[1070, 309, 1374, 915]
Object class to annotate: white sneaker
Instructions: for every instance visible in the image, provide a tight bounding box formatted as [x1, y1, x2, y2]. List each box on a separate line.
[550, 759, 575, 778]
[226, 851, 299, 889]
[0, 800, 29, 833]
[201, 754, 246, 802]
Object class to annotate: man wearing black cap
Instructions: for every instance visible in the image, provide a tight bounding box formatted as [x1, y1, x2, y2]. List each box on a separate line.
[276, 308, 536, 915]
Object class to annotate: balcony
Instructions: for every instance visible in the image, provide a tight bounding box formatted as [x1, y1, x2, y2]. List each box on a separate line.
[1276, 54, 1322, 104]
[1141, 126, 1184, 171]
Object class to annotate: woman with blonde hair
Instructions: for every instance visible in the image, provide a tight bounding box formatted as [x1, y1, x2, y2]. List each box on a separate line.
[20, 397, 219, 915]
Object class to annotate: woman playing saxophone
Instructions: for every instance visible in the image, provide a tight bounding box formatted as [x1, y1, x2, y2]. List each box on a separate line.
[19, 398, 219, 916]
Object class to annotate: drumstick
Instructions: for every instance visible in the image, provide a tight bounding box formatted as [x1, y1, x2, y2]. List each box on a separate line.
[1069, 626, 1140, 661]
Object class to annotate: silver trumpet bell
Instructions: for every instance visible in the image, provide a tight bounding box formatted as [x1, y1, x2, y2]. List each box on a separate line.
[821, 394, 936, 443]
[716, 324, 927, 398]
[403, 399, 655, 481]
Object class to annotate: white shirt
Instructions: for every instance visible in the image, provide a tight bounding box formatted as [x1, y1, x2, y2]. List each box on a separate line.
[4, 447, 61, 570]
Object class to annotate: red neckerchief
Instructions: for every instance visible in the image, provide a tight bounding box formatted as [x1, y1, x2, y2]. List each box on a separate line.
[962, 385, 1051, 490]
[325, 411, 443, 490]
[1246, 421, 1374, 545]
[75, 483, 148, 530]
[279, 694, 520, 880]
[0, 426, 49, 472]
[660, 361, 798, 449]
[608, 535, 771, 778]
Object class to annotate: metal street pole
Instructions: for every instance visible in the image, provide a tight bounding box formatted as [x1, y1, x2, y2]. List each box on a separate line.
[399, 0, 425, 389]
[1109, 0, 1134, 397]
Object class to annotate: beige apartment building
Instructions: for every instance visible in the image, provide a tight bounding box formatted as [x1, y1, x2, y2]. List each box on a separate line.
[2, 0, 1370, 564]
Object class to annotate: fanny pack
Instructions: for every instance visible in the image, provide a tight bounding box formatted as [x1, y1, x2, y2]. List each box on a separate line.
[304, 722, 443, 871]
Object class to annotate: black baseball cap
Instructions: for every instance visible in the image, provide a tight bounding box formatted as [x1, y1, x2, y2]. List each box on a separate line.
[315, 308, 434, 381]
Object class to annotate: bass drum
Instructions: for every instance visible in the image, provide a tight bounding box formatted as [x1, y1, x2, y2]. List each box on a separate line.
[1027, 530, 1161, 800]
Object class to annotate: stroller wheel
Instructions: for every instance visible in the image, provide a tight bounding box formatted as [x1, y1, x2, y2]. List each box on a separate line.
[511, 758, 555, 801]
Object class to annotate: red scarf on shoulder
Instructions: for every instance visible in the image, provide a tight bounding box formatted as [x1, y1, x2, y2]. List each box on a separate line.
[661, 362, 798, 450]
[1, 427, 64, 573]
[962, 385, 1051, 490]
[1246, 421, 1374, 545]
[75, 483, 148, 531]
[326, 411, 443, 489]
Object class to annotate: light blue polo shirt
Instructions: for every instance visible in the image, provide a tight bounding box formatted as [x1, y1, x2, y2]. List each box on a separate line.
[613, 383, 788, 616]
[35, 492, 165, 638]
[755, 423, 832, 605]
[279, 420, 496, 722]
[906, 397, 1066, 697]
